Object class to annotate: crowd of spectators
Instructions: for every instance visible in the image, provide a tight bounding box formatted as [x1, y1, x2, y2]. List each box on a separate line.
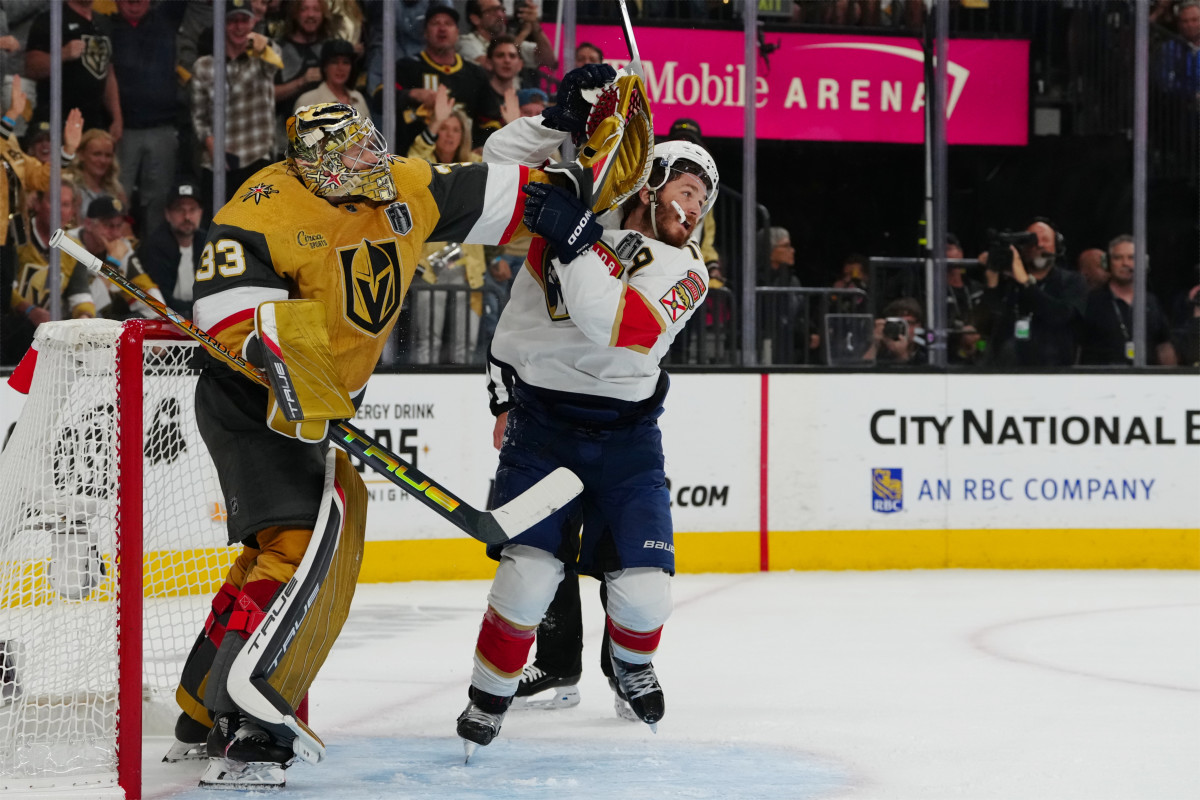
[0, 0, 1194, 371]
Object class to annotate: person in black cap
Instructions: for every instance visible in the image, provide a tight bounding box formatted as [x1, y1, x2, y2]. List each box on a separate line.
[295, 39, 369, 119]
[68, 195, 164, 319]
[138, 181, 206, 319]
[381, 4, 502, 154]
[667, 118, 704, 147]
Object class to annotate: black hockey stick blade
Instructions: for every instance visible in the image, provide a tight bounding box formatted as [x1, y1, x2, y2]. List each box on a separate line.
[49, 229, 583, 545]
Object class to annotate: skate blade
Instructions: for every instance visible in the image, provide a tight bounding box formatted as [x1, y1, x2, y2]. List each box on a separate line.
[612, 693, 639, 723]
[162, 740, 207, 763]
[649, 721, 658, 733]
[199, 758, 286, 790]
[510, 685, 580, 711]
[462, 739, 477, 763]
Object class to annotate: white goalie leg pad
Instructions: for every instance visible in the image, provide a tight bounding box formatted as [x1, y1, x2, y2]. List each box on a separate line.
[604, 567, 673, 664]
[226, 449, 344, 766]
[486, 544, 565, 626]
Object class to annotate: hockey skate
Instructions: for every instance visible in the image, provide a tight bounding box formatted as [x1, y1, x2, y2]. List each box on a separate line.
[162, 712, 210, 762]
[607, 676, 640, 723]
[456, 686, 512, 762]
[198, 711, 294, 789]
[509, 664, 581, 711]
[609, 656, 665, 731]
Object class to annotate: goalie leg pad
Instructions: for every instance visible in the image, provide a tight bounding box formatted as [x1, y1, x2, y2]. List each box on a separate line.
[223, 450, 367, 762]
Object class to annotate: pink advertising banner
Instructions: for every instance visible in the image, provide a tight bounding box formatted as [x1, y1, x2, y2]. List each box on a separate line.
[549, 26, 1029, 145]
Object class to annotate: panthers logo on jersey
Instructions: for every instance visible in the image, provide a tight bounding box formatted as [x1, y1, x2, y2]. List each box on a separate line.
[339, 238, 401, 336]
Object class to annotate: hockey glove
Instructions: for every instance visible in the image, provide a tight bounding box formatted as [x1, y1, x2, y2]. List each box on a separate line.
[522, 183, 603, 264]
[542, 63, 617, 139]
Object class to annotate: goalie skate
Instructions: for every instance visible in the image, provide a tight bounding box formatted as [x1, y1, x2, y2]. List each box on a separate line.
[510, 664, 581, 711]
[163, 712, 210, 762]
[198, 758, 287, 790]
[162, 739, 207, 763]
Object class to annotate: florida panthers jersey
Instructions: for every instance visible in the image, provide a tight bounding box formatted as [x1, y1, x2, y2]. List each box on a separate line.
[488, 230, 708, 406]
[193, 157, 535, 394]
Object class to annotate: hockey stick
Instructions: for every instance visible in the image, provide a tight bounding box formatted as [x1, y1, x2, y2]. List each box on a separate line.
[49, 230, 582, 546]
[617, 0, 644, 80]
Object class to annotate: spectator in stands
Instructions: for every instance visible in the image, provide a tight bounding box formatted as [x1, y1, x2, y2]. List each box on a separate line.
[486, 35, 522, 126]
[1159, 0, 1200, 97]
[406, 85, 485, 364]
[15, 179, 97, 325]
[274, 0, 330, 131]
[2, 94, 84, 364]
[980, 218, 1087, 367]
[26, 0, 121, 138]
[22, 122, 53, 164]
[191, 0, 282, 215]
[574, 42, 603, 68]
[1077, 248, 1109, 292]
[138, 181, 205, 320]
[829, 252, 869, 314]
[386, 6, 500, 154]
[870, 297, 927, 365]
[517, 86, 547, 117]
[459, 0, 556, 76]
[111, 0, 188, 238]
[67, 129, 129, 227]
[1172, 284, 1200, 366]
[70, 195, 164, 320]
[296, 39, 369, 119]
[945, 233, 982, 332]
[0, 3, 40, 138]
[1079, 235, 1177, 366]
[362, 0, 453, 103]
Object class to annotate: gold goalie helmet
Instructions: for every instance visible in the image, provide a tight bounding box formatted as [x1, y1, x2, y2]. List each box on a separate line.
[287, 103, 397, 202]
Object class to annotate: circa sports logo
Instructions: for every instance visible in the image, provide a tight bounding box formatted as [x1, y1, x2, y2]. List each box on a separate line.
[339, 238, 400, 336]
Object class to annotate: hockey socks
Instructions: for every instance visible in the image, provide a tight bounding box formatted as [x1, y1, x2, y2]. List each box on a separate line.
[472, 605, 537, 697]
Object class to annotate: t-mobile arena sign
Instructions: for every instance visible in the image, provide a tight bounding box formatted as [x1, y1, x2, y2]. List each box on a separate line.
[553, 26, 1029, 145]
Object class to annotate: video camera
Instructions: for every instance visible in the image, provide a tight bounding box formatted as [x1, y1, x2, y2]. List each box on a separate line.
[985, 229, 1038, 274]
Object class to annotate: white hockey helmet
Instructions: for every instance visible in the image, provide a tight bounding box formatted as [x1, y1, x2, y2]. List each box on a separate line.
[287, 103, 397, 202]
[645, 140, 719, 218]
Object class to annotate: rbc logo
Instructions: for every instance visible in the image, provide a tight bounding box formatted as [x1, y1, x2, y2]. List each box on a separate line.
[872, 468, 903, 513]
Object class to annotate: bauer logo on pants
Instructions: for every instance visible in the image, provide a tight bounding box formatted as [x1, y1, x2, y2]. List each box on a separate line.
[872, 468, 903, 513]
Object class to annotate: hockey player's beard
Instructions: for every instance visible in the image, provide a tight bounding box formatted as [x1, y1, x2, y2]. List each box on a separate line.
[653, 201, 691, 248]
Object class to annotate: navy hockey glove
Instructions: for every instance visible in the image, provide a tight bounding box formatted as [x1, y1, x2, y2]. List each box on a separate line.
[522, 183, 602, 264]
[542, 63, 617, 138]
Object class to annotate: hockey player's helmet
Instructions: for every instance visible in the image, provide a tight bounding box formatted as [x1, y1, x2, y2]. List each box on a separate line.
[645, 140, 719, 218]
[287, 103, 397, 202]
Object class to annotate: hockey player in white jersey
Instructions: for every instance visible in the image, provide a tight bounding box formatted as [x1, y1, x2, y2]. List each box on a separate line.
[455, 63, 719, 758]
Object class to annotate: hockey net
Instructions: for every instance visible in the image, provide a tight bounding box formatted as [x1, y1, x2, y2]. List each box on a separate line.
[0, 319, 236, 798]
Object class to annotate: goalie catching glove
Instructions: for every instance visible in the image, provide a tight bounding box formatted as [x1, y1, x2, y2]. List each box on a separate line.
[522, 183, 603, 264]
[543, 63, 654, 214]
[244, 300, 355, 443]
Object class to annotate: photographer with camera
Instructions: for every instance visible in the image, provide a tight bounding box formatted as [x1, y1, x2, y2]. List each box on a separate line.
[868, 297, 927, 365]
[979, 219, 1087, 367]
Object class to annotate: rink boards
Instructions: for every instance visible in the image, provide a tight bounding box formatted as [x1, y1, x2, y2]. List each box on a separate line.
[2, 372, 1197, 580]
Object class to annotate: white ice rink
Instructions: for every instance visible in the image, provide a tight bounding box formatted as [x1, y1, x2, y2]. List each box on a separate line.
[142, 570, 1200, 800]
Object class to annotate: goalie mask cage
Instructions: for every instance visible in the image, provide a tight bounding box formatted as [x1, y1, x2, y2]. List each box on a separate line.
[0, 319, 236, 799]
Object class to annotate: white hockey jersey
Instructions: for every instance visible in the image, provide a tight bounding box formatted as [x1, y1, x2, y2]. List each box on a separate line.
[485, 117, 709, 406]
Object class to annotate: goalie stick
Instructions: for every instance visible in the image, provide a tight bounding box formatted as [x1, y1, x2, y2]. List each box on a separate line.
[617, 0, 644, 80]
[49, 230, 582, 546]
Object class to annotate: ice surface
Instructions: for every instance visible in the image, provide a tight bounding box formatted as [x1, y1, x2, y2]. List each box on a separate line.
[142, 571, 1200, 800]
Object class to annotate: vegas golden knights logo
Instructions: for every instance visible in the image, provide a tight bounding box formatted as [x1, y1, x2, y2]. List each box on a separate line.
[339, 238, 400, 335]
[80, 35, 113, 81]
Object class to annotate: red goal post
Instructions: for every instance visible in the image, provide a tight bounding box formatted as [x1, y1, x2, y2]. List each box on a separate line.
[0, 319, 239, 798]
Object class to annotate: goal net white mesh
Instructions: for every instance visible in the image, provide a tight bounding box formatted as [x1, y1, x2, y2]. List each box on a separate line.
[0, 319, 235, 793]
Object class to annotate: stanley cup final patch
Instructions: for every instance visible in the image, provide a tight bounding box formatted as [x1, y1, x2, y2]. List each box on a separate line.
[658, 269, 706, 322]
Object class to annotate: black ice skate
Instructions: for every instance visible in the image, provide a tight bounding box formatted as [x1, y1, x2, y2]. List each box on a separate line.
[162, 712, 210, 762]
[609, 656, 665, 731]
[456, 686, 512, 762]
[199, 711, 294, 789]
[510, 663, 582, 711]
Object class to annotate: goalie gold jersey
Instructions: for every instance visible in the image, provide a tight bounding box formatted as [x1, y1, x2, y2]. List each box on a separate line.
[193, 156, 539, 392]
